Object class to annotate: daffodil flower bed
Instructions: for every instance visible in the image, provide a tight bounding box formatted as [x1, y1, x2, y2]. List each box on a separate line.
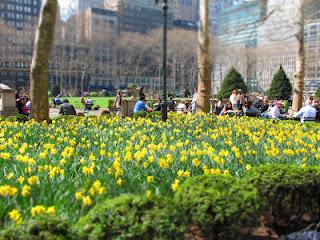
[0, 114, 319, 226]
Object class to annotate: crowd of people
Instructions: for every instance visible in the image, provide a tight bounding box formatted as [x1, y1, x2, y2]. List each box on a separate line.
[13, 87, 320, 123]
[214, 89, 320, 123]
[131, 87, 320, 123]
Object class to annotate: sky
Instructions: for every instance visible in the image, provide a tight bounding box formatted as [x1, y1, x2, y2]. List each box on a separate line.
[58, 0, 73, 20]
[58, 0, 72, 10]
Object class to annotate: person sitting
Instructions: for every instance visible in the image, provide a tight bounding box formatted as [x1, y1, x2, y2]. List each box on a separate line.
[219, 101, 234, 116]
[16, 97, 26, 115]
[153, 97, 161, 112]
[294, 99, 317, 123]
[85, 98, 93, 111]
[214, 98, 223, 115]
[243, 101, 261, 117]
[134, 96, 152, 113]
[23, 96, 31, 116]
[176, 101, 187, 114]
[54, 97, 62, 107]
[59, 99, 77, 116]
[168, 97, 176, 112]
[261, 100, 283, 119]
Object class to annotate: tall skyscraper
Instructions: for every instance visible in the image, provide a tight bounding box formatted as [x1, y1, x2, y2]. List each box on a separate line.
[217, 0, 267, 47]
[210, 0, 234, 34]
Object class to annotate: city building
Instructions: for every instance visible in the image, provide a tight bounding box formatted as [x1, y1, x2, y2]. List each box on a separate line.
[105, 0, 173, 34]
[70, 0, 105, 13]
[218, 0, 267, 47]
[0, 0, 41, 89]
[305, 16, 320, 94]
[172, 0, 199, 22]
[0, 0, 41, 29]
[210, 0, 234, 34]
[49, 7, 118, 93]
[256, 0, 320, 94]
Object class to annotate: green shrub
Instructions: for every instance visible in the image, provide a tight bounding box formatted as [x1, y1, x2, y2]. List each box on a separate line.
[245, 164, 320, 233]
[0, 216, 76, 240]
[108, 100, 114, 108]
[175, 174, 262, 239]
[5, 114, 29, 122]
[268, 65, 292, 100]
[89, 92, 98, 97]
[132, 111, 161, 120]
[75, 195, 186, 240]
[176, 165, 320, 239]
[219, 67, 248, 99]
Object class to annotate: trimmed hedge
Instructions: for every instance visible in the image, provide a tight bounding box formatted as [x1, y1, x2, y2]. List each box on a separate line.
[1, 165, 320, 239]
[0, 216, 75, 240]
[175, 174, 262, 239]
[132, 111, 162, 120]
[245, 164, 320, 234]
[5, 114, 29, 122]
[75, 195, 186, 240]
[175, 164, 320, 239]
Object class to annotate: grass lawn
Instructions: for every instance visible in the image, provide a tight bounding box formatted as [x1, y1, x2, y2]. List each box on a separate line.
[49, 97, 114, 108]
[49, 97, 193, 109]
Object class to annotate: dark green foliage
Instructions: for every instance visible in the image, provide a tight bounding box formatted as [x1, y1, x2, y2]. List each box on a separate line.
[175, 175, 262, 239]
[184, 89, 191, 98]
[5, 114, 29, 122]
[89, 92, 98, 97]
[245, 164, 320, 233]
[1, 165, 319, 239]
[132, 111, 161, 120]
[219, 67, 248, 99]
[176, 165, 320, 239]
[268, 66, 292, 100]
[316, 85, 320, 98]
[0, 216, 76, 240]
[75, 195, 186, 240]
[50, 85, 60, 97]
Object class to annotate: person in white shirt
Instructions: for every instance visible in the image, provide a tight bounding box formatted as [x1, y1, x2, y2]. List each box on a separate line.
[261, 100, 283, 119]
[191, 88, 198, 113]
[294, 99, 317, 123]
[229, 89, 239, 110]
[176, 101, 187, 114]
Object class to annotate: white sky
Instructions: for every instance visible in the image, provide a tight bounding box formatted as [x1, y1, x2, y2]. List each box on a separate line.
[59, 0, 72, 8]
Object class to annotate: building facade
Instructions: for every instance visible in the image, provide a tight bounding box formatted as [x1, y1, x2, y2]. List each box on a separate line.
[0, 0, 41, 89]
[218, 0, 267, 47]
[256, 0, 320, 94]
[71, 0, 105, 13]
[172, 0, 199, 22]
[305, 16, 320, 94]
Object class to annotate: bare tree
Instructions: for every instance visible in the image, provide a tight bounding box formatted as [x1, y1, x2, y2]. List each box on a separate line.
[30, 0, 58, 121]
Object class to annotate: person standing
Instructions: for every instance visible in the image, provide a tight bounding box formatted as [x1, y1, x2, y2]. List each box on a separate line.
[115, 91, 123, 117]
[229, 89, 239, 110]
[139, 86, 146, 99]
[191, 88, 198, 113]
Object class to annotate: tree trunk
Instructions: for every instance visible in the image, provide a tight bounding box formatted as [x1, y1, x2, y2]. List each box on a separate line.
[30, 0, 58, 122]
[292, 1, 305, 112]
[197, 0, 212, 113]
